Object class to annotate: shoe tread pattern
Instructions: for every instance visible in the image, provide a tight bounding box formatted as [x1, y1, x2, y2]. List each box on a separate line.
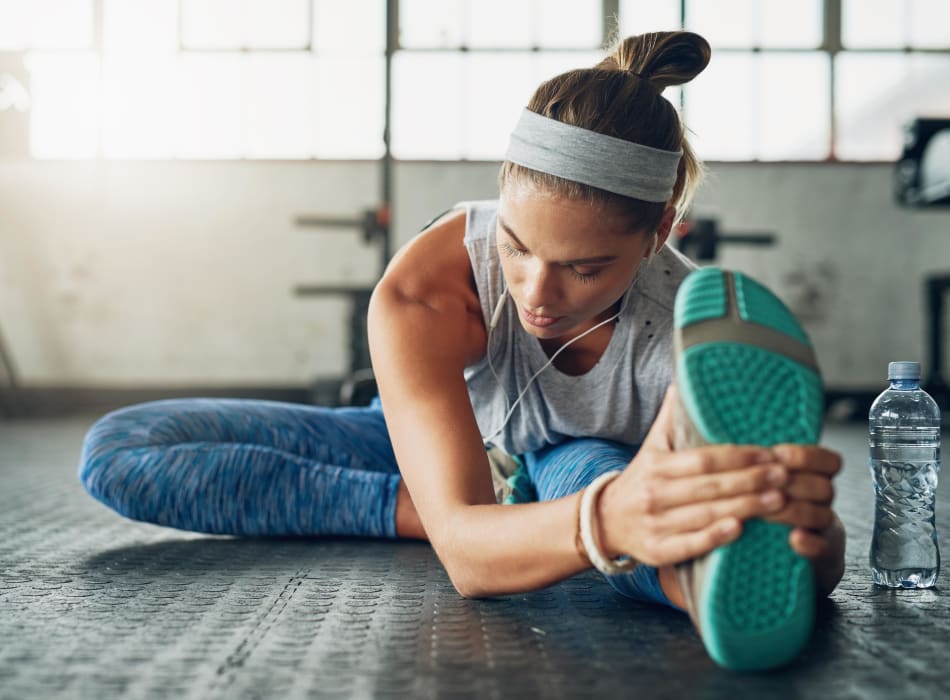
[675, 268, 822, 671]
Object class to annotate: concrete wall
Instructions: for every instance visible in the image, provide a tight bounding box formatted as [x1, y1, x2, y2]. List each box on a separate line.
[1, 158, 948, 393]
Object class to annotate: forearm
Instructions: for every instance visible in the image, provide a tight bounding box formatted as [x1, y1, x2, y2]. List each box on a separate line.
[434, 493, 590, 598]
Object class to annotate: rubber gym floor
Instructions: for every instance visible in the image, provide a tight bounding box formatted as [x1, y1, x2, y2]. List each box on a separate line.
[1, 415, 947, 699]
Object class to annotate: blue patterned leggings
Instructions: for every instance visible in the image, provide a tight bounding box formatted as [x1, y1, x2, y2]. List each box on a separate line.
[78, 397, 676, 608]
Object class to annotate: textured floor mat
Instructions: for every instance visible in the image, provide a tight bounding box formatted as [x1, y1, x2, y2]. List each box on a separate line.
[1, 418, 948, 698]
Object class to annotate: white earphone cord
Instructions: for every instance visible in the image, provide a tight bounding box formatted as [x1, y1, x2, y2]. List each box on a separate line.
[482, 299, 621, 445]
[482, 233, 658, 445]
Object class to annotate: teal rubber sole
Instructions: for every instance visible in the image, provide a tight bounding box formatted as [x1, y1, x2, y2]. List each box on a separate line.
[674, 267, 823, 671]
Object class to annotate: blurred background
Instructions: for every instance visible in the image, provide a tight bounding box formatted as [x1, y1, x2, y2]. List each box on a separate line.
[0, 0, 949, 420]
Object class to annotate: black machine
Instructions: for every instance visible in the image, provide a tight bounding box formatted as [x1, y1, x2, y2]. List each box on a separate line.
[896, 117, 950, 414]
[896, 118, 950, 208]
[676, 218, 776, 261]
[294, 207, 388, 407]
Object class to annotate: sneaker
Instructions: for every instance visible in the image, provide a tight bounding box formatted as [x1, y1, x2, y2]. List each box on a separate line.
[672, 267, 824, 671]
[486, 446, 536, 505]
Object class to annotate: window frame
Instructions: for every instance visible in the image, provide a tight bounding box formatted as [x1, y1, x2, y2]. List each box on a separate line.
[6, 0, 948, 163]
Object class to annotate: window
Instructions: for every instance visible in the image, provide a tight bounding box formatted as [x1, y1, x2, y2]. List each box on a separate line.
[4, 0, 385, 159]
[392, 0, 603, 159]
[2, 0, 948, 161]
[837, 0, 950, 160]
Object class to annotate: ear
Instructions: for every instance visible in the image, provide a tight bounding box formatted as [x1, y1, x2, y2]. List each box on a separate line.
[654, 205, 677, 252]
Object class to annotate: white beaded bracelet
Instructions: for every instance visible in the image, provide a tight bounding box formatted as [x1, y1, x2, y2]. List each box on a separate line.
[579, 470, 637, 576]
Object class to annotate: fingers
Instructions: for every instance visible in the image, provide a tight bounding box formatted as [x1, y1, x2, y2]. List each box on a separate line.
[656, 488, 786, 534]
[772, 444, 843, 476]
[642, 462, 788, 512]
[646, 517, 743, 567]
[784, 471, 835, 505]
[651, 444, 775, 478]
[766, 499, 836, 531]
[788, 527, 831, 559]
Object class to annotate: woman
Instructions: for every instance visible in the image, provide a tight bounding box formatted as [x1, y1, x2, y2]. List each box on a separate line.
[79, 31, 845, 671]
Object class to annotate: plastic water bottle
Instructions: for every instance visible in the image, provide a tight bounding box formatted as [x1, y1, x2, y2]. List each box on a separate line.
[869, 361, 942, 588]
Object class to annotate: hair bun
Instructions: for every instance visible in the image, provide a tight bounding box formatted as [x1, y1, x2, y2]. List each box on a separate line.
[600, 31, 710, 91]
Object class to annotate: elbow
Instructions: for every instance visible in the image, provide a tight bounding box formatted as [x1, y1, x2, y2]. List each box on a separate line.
[434, 532, 495, 600]
[445, 565, 491, 600]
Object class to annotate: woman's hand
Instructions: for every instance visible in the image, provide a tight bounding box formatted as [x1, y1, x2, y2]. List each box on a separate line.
[597, 440, 790, 567]
[597, 386, 845, 577]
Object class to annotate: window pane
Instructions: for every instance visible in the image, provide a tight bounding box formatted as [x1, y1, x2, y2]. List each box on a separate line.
[29, 0, 93, 49]
[0, 0, 33, 50]
[104, 0, 178, 54]
[758, 53, 828, 159]
[758, 0, 822, 48]
[463, 54, 535, 159]
[465, 0, 534, 48]
[399, 0, 463, 48]
[684, 53, 756, 160]
[687, 0, 821, 48]
[687, 0, 756, 48]
[243, 0, 309, 49]
[102, 56, 177, 158]
[619, 0, 681, 35]
[392, 52, 464, 158]
[25, 51, 99, 158]
[313, 0, 386, 54]
[910, 0, 950, 48]
[536, 0, 602, 49]
[174, 54, 242, 158]
[844, 0, 950, 48]
[314, 57, 385, 158]
[244, 54, 314, 158]
[842, 0, 904, 48]
[836, 53, 950, 160]
[181, 0, 242, 49]
[534, 51, 604, 82]
[685, 52, 828, 160]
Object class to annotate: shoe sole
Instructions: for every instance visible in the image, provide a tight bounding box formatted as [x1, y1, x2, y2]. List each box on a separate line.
[673, 267, 824, 671]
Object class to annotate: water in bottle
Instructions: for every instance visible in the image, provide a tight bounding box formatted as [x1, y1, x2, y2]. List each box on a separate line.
[869, 361, 942, 588]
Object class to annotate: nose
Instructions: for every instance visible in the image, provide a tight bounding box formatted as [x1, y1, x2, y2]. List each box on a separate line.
[521, 261, 560, 311]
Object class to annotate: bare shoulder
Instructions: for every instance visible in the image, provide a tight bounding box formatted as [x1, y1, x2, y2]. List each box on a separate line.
[370, 207, 486, 367]
[382, 208, 473, 301]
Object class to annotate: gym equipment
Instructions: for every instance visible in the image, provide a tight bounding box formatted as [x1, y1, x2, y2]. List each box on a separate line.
[293, 207, 388, 407]
[895, 117, 950, 207]
[292, 2, 398, 407]
[676, 217, 776, 261]
[896, 117, 950, 418]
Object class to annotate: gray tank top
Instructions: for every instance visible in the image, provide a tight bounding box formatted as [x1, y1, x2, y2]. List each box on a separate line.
[461, 199, 696, 456]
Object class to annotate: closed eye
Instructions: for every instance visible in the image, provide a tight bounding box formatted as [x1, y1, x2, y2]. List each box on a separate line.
[499, 241, 526, 257]
[569, 267, 602, 284]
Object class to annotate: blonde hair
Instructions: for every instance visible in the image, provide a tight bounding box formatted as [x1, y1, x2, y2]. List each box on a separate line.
[499, 31, 711, 233]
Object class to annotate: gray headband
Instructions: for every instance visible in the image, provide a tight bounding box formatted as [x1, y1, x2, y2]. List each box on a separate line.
[504, 108, 682, 203]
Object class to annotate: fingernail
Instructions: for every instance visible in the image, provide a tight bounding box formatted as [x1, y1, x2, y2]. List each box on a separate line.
[720, 519, 739, 535]
[754, 449, 774, 463]
[773, 445, 793, 462]
[767, 466, 787, 486]
[761, 491, 783, 509]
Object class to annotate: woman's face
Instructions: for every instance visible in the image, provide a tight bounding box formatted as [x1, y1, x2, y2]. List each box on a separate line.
[496, 182, 661, 341]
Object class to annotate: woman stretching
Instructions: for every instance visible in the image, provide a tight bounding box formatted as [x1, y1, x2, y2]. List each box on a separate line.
[79, 31, 845, 671]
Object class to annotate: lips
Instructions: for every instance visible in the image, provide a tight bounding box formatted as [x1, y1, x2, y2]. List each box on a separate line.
[521, 307, 563, 328]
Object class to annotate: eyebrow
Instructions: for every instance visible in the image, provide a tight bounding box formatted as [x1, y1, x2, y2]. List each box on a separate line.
[498, 216, 619, 266]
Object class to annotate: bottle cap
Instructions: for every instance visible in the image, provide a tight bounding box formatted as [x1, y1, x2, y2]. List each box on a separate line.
[888, 361, 920, 380]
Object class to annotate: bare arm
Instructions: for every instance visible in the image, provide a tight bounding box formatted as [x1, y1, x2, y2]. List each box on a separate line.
[368, 211, 591, 597]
